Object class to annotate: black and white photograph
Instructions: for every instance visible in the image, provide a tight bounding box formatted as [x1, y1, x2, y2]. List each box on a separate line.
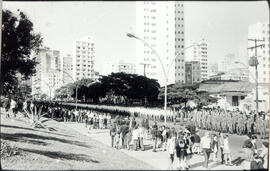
[0, 0, 269, 170]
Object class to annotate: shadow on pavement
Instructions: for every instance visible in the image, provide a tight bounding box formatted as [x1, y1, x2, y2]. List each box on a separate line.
[232, 157, 245, 166]
[143, 144, 153, 151]
[1, 133, 48, 146]
[0, 132, 92, 149]
[190, 159, 215, 169]
[41, 119, 50, 123]
[0, 124, 73, 137]
[20, 148, 100, 163]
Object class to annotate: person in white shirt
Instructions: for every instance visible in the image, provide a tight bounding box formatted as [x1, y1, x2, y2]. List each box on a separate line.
[200, 131, 211, 169]
[167, 133, 176, 170]
[138, 125, 145, 151]
[23, 100, 29, 118]
[223, 134, 233, 166]
[99, 114, 103, 129]
[107, 114, 111, 125]
[132, 125, 139, 151]
[74, 110, 79, 122]
[9, 98, 17, 117]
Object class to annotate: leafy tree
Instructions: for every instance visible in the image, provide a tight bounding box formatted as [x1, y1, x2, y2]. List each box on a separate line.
[71, 78, 95, 101]
[14, 83, 32, 100]
[1, 9, 42, 95]
[85, 82, 106, 103]
[99, 72, 160, 105]
[55, 83, 74, 99]
[158, 83, 216, 108]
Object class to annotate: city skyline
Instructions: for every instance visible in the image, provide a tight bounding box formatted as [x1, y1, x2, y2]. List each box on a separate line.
[3, 1, 268, 75]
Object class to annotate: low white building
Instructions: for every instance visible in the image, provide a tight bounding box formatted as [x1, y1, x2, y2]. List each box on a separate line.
[198, 80, 268, 112]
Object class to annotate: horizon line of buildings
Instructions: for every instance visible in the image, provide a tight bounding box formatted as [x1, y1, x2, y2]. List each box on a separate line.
[29, 1, 269, 99]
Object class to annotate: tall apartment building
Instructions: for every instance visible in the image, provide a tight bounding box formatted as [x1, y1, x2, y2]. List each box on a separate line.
[135, 1, 185, 86]
[117, 61, 136, 74]
[72, 36, 95, 81]
[103, 61, 136, 75]
[31, 47, 61, 98]
[61, 54, 73, 85]
[248, 22, 270, 83]
[191, 39, 208, 80]
[208, 63, 219, 77]
[220, 53, 237, 73]
[185, 61, 201, 84]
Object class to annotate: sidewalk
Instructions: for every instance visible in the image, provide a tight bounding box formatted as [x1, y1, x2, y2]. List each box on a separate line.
[63, 122, 243, 170]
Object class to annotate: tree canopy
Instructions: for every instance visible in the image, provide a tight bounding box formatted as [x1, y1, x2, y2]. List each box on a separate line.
[56, 72, 160, 105]
[159, 83, 217, 107]
[1, 9, 43, 95]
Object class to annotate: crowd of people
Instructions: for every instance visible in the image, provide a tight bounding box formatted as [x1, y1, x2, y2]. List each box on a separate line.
[186, 109, 269, 139]
[108, 115, 268, 170]
[0, 98, 268, 170]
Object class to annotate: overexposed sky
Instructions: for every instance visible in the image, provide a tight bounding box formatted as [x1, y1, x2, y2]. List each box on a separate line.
[3, 1, 269, 73]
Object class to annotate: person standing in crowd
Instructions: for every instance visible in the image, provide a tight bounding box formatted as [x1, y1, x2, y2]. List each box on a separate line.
[251, 135, 258, 153]
[104, 114, 108, 129]
[9, 97, 17, 118]
[175, 132, 187, 170]
[126, 128, 132, 150]
[192, 131, 201, 154]
[161, 125, 167, 151]
[114, 124, 121, 149]
[223, 134, 232, 166]
[130, 117, 136, 130]
[212, 134, 219, 163]
[110, 123, 116, 148]
[138, 124, 145, 151]
[23, 99, 29, 118]
[258, 141, 268, 169]
[200, 131, 211, 169]
[73, 109, 78, 122]
[184, 130, 194, 169]
[167, 133, 176, 170]
[132, 125, 139, 151]
[63, 108, 67, 122]
[219, 133, 225, 164]
[241, 134, 255, 170]
[151, 122, 159, 152]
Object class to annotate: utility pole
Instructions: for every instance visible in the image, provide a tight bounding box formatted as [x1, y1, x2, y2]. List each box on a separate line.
[139, 63, 150, 76]
[247, 38, 265, 113]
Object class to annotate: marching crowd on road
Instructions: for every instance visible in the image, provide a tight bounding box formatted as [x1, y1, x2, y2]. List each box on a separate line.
[108, 115, 268, 170]
[186, 108, 269, 139]
[0, 98, 269, 170]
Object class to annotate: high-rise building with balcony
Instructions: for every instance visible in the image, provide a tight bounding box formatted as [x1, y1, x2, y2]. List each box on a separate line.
[103, 60, 136, 75]
[189, 39, 208, 80]
[31, 47, 61, 98]
[135, 1, 185, 86]
[61, 54, 73, 85]
[185, 61, 201, 84]
[220, 53, 237, 73]
[72, 36, 95, 81]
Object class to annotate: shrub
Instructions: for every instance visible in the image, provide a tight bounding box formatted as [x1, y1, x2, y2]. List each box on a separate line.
[0, 141, 20, 159]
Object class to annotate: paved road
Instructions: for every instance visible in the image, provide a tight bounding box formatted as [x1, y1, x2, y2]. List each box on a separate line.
[61, 122, 263, 170]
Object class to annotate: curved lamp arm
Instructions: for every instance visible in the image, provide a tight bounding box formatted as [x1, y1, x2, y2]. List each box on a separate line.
[127, 33, 167, 81]
[167, 43, 201, 76]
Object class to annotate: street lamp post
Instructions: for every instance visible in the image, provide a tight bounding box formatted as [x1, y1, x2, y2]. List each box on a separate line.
[37, 79, 52, 100]
[127, 33, 201, 125]
[57, 69, 78, 109]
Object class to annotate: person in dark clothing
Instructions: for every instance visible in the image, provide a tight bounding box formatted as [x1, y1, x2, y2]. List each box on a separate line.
[175, 135, 187, 170]
[250, 153, 264, 170]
